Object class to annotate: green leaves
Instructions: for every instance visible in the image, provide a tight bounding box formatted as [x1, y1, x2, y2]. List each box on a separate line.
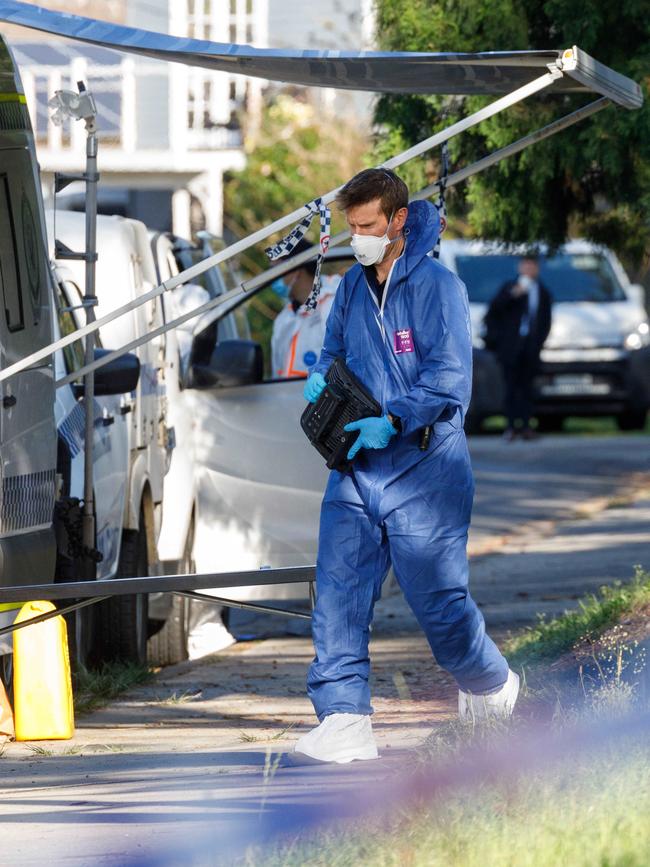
[374, 0, 650, 265]
[224, 95, 365, 274]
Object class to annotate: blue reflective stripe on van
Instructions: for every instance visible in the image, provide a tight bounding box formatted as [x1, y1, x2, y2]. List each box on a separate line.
[58, 402, 85, 458]
[58, 399, 107, 459]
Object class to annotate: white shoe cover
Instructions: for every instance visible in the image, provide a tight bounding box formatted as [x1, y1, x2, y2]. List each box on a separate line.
[293, 713, 379, 764]
[187, 621, 236, 660]
[458, 668, 520, 722]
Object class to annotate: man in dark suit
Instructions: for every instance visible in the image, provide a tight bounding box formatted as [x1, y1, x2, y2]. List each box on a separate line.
[484, 254, 552, 441]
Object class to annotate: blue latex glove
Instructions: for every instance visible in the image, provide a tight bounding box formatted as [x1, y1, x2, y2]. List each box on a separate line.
[304, 371, 327, 404]
[344, 415, 397, 460]
[270, 277, 289, 298]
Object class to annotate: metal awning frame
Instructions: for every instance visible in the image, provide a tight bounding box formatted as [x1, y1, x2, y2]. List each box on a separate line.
[0, 566, 317, 637]
[0, 56, 628, 387]
[0, 94, 616, 628]
[0, 12, 641, 630]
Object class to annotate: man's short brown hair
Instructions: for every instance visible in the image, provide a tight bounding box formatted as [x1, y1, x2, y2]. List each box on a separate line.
[336, 168, 409, 220]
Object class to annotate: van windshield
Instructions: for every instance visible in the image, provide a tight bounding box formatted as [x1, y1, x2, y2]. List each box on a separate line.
[455, 252, 627, 304]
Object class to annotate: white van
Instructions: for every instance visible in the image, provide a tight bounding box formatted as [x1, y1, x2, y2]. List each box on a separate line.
[46, 210, 173, 662]
[149, 232, 327, 616]
[438, 240, 650, 431]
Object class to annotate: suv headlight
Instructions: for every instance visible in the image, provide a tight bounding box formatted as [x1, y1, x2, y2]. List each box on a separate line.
[624, 321, 650, 350]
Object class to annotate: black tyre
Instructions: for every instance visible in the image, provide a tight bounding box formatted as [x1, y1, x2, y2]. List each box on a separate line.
[147, 595, 189, 667]
[93, 511, 149, 666]
[536, 415, 565, 433]
[147, 517, 194, 667]
[616, 409, 647, 431]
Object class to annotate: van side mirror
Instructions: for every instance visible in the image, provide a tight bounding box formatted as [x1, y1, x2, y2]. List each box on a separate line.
[73, 348, 140, 398]
[189, 339, 264, 389]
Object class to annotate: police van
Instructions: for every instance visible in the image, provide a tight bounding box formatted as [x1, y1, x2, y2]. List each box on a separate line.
[0, 35, 142, 665]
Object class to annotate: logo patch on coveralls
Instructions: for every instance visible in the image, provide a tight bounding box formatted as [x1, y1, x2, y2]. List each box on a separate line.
[394, 328, 414, 354]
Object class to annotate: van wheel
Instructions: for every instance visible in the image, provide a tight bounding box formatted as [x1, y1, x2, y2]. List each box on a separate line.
[147, 595, 189, 667]
[147, 518, 194, 667]
[616, 409, 647, 431]
[93, 514, 149, 666]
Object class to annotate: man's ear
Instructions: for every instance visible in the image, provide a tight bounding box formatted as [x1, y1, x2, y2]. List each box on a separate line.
[393, 206, 409, 232]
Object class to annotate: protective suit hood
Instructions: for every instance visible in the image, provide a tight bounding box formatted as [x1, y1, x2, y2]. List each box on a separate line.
[401, 199, 442, 270]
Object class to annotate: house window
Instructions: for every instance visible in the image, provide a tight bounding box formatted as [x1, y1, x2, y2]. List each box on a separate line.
[184, 0, 256, 139]
[186, 0, 235, 41]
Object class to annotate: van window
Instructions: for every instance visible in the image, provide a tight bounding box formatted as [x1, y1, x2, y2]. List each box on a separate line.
[54, 281, 86, 374]
[0, 175, 25, 332]
[456, 252, 627, 304]
[233, 286, 285, 379]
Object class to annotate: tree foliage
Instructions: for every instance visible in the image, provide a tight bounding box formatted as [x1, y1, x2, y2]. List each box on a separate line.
[373, 0, 650, 265]
[224, 95, 366, 274]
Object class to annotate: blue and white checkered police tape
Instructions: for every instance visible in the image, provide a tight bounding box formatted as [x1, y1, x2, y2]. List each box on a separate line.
[265, 197, 331, 311]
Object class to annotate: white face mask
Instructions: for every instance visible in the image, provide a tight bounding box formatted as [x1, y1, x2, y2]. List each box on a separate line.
[350, 213, 399, 267]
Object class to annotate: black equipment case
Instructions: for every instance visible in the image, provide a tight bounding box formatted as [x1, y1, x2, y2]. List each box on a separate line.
[301, 357, 382, 473]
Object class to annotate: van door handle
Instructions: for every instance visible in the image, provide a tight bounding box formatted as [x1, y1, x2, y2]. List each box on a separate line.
[2, 395, 16, 409]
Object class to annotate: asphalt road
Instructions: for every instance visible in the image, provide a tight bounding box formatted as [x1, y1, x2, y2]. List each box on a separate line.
[1, 435, 649, 866]
[468, 434, 649, 553]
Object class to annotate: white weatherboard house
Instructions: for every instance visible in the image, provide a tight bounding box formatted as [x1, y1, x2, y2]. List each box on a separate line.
[8, 0, 268, 237]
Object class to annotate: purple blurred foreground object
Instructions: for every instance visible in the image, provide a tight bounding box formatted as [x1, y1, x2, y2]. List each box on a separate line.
[124, 706, 650, 866]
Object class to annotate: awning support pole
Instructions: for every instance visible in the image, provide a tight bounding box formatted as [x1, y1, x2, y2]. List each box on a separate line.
[0, 591, 312, 638]
[0, 565, 316, 605]
[177, 590, 311, 621]
[0, 596, 110, 639]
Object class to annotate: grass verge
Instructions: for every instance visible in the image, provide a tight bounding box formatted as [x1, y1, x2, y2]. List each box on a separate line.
[247, 742, 650, 867]
[73, 661, 153, 716]
[504, 566, 650, 669]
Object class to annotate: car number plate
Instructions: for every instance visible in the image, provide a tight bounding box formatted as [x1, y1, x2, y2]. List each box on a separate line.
[540, 374, 611, 397]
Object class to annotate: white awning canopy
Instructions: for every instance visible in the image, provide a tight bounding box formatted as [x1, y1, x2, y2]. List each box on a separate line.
[0, 1, 643, 108]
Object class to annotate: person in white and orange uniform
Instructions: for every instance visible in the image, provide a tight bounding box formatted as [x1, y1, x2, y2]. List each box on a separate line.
[271, 239, 340, 379]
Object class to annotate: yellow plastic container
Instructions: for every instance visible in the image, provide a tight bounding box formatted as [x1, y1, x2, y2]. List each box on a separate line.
[13, 600, 74, 741]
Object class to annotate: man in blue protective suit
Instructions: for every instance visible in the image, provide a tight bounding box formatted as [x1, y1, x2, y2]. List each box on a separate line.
[293, 168, 519, 764]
